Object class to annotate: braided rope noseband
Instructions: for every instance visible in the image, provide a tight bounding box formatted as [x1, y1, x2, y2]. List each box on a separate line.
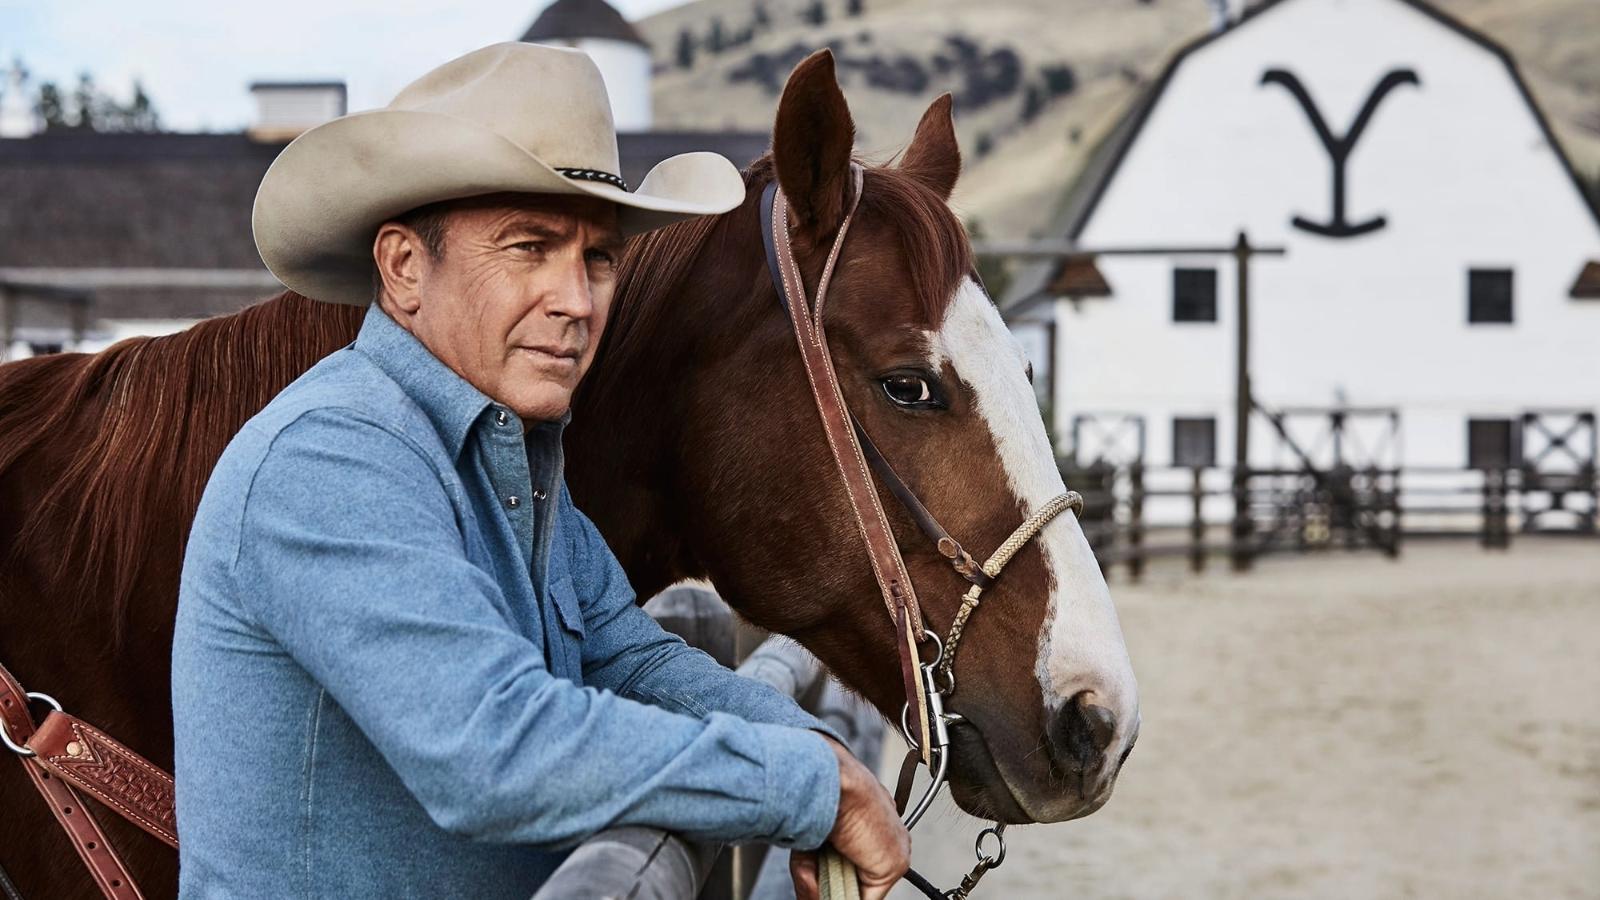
[937, 490, 1084, 688]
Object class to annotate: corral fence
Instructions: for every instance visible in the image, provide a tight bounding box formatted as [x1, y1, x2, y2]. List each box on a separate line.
[1064, 461, 1599, 580]
[533, 585, 886, 900]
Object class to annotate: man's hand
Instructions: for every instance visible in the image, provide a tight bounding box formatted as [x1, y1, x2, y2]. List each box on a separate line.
[790, 736, 910, 900]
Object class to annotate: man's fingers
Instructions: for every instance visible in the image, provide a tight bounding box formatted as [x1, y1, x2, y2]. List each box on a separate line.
[789, 849, 819, 900]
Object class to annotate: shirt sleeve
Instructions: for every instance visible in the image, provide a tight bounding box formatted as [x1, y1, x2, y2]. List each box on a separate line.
[230, 407, 840, 851]
[555, 485, 846, 744]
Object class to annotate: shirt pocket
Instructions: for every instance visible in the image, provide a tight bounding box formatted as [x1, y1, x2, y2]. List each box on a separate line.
[548, 574, 586, 682]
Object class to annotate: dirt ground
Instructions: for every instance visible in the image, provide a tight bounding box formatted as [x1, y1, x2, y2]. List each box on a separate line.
[888, 539, 1600, 899]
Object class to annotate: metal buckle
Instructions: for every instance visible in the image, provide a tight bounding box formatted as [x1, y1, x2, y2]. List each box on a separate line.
[898, 635, 967, 830]
[1, 691, 62, 757]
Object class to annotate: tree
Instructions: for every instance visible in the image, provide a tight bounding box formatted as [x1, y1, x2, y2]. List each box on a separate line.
[1041, 63, 1077, 97]
[73, 72, 99, 130]
[36, 81, 67, 130]
[34, 71, 162, 133]
[676, 28, 696, 69]
[125, 80, 159, 132]
[709, 17, 726, 54]
[804, 0, 828, 27]
[847, 0, 865, 16]
[967, 217, 1014, 303]
[753, 3, 771, 31]
[1021, 83, 1043, 123]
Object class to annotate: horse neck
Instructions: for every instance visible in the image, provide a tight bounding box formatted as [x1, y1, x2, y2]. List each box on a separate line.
[566, 199, 772, 596]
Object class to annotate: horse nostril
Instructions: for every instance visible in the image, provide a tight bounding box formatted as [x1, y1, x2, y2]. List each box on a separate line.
[1052, 691, 1118, 774]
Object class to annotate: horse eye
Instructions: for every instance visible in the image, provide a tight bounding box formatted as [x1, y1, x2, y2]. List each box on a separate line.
[881, 374, 939, 408]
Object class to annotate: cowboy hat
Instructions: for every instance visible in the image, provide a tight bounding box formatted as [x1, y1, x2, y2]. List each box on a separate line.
[253, 42, 746, 305]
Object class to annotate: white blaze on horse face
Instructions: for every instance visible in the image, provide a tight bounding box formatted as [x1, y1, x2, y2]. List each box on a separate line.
[928, 279, 1138, 726]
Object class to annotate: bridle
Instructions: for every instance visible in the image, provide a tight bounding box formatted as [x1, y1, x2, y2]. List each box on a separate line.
[760, 163, 1082, 898]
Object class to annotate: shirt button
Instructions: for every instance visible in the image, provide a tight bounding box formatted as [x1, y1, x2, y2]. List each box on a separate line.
[494, 409, 510, 427]
[506, 496, 521, 508]
[532, 489, 548, 501]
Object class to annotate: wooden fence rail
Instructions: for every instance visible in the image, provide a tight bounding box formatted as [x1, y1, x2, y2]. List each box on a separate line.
[533, 590, 882, 900]
[1064, 463, 1597, 580]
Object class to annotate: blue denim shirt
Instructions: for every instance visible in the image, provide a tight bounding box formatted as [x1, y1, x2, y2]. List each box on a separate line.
[171, 304, 840, 898]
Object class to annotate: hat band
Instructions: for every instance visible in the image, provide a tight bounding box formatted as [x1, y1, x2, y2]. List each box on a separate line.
[556, 167, 630, 192]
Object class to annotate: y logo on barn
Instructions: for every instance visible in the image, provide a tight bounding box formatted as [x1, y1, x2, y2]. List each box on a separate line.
[1261, 67, 1420, 237]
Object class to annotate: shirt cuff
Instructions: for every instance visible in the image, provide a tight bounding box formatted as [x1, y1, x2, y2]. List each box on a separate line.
[750, 723, 840, 851]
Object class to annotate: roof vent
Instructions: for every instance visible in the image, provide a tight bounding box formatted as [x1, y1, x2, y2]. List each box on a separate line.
[248, 81, 346, 142]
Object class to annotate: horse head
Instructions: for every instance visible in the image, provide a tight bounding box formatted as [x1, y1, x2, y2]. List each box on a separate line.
[571, 50, 1138, 825]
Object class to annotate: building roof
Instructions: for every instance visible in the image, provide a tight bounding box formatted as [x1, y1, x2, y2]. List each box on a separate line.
[1571, 261, 1600, 299]
[1059, 0, 1600, 242]
[0, 128, 768, 322]
[521, 0, 648, 49]
[1002, 0, 1600, 316]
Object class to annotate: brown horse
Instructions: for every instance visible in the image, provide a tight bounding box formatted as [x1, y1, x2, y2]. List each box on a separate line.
[0, 52, 1136, 898]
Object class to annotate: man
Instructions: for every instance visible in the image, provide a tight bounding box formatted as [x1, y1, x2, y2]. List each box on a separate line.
[171, 43, 907, 899]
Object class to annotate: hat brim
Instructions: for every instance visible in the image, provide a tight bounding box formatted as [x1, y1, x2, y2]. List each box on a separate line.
[253, 108, 748, 305]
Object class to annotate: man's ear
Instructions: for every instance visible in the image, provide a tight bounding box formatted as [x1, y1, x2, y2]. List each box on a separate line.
[372, 223, 425, 313]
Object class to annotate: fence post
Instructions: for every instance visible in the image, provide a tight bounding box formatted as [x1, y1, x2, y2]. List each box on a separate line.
[1231, 466, 1255, 571]
[1386, 467, 1403, 558]
[1127, 463, 1145, 581]
[1190, 467, 1206, 573]
[1482, 468, 1509, 549]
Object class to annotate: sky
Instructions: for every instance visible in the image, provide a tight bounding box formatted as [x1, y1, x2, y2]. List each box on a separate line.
[0, 0, 691, 132]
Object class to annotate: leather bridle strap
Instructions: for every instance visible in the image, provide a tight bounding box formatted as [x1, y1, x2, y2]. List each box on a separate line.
[1, 660, 177, 900]
[760, 165, 936, 761]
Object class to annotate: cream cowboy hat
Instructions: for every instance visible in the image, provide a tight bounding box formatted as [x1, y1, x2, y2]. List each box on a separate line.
[253, 42, 746, 305]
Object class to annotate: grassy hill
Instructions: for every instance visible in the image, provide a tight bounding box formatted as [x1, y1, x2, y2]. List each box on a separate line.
[639, 0, 1600, 239]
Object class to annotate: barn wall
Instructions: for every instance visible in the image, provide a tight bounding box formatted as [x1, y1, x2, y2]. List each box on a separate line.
[1054, 0, 1600, 471]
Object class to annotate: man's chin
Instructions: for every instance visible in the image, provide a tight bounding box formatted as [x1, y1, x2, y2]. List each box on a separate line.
[501, 388, 574, 425]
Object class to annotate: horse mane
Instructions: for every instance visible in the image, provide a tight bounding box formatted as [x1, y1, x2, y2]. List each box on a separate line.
[0, 292, 363, 641]
[585, 153, 973, 409]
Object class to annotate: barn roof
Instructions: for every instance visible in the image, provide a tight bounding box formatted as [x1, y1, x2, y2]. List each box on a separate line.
[1002, 0, 1600, 315]
[521, 0, 648, 49]
[1057, 0, 1600, 242]
[0, 128, 768, 321]
[1570, 261, 1600, 299]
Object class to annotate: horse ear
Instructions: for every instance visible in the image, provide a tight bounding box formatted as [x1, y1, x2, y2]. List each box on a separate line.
[772, 49, 856, 231]
[899, 93, 960, 200]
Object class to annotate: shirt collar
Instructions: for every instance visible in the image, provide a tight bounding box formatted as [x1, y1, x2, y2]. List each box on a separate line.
[352, 304, 498, 459]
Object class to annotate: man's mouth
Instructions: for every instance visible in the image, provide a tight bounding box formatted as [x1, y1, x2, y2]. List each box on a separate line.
[517, 345, 581, 367]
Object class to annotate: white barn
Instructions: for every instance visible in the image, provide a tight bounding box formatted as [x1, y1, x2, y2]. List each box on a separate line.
[1007, 0, 1600, 489]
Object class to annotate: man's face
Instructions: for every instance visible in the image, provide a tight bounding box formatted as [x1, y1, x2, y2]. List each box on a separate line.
[379, 193, 625, 424]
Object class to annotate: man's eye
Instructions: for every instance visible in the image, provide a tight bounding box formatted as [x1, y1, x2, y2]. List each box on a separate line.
[510, 241, 544, 254]
[585, 249, 617, 266]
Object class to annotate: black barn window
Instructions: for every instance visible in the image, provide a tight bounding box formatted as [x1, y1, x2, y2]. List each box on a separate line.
[1468, 269, 1513, 324]
[1467, 418, 1520, 469]
[1173, 268, 1217, 322]
[1173, 417, 1217, 467]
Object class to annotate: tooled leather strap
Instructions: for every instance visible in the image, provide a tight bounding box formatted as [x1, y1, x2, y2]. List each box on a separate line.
[1, 661, 154, 900]
[28, 712, 179, 848]
[761, 165, 935, 760]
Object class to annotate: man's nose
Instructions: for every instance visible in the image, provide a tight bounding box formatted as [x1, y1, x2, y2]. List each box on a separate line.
[546, 255, 596, 320]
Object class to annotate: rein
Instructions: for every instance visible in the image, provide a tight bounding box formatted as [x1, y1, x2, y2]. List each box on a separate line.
[759, 165, 1081, 898]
